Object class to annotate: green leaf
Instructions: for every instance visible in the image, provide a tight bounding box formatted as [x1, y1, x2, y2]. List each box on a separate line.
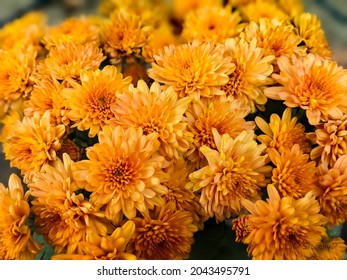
[33, 231, 55, 260]
[326, 224, 343, 238]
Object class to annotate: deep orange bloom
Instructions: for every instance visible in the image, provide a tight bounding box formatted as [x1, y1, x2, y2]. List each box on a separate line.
[131, 203, 198, 259]
[242, 185, 327, 259]
[267, 145, 317, 199]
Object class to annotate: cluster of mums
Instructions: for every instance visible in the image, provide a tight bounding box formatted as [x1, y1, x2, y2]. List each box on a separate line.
[0, 0, 347, 260]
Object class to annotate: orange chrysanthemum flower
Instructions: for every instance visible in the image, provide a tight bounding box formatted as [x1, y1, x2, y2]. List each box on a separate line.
[267, 144, 317, 199]
[110, 80, 190, 159]
[162, 160, 206, 230]
[316, 155, 347, 227]
[242, 185, 327, 260]
[63, 65, 132, 137]
[309, 236, 347, 260]
[37, 42, 105, 83]
[221, 38, 274, 112]
[0, 174, 43, 259]
[52, 221, 136, 260]
[28, 154, 108, 254]
[293, 13, 332, 58]
[265, 53, 347, 125]
[307, 114, 347, 167]
[182, 5, 244, 43]
[255, 108, 311, 153]
[0, 11, 46, 52]
[131, 203, 198, 259]
[185, 97, 254, 167]
[242, 18, 305, 63]
[186, 129, 271, 222]
[24, 76, 66, 126]
[42, 16, 100, 49]
[148, 40, 234, 100]
[72, 126, 169, 224]
[100, 8, 152, 63]
[3, 111, 65, 176]
[0, 47, 36, 118]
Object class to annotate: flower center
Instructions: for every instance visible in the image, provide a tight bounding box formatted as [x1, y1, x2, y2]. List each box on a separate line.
[141, 119, 162, 135]
[105, 158, 134, 190]
[221, 67, 244, 97]
[88, 90, 115, 119]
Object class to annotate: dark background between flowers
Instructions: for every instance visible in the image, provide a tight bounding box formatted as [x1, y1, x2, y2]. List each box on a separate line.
[0, 0, 346, 259]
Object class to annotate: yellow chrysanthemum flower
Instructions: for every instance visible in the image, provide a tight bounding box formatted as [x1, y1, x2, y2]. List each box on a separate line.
[309, 237, 347, 260]
[99, 0, 168, 27]
[24, 76, 66, 126]
[255, 108, 311, 153]
[264, 53, 347, 125]
[63, 65, 132, 137]
[186, 129, 271, 222]
[316, 155, 347, 227]
[293, 13, 332, 58]
[222, 38, 274, 112]
[42, 16, 100, 49]
[148, 40, 234, 100]
[0, 47, 36, 119]
[235, 0, 303, 18]
[242, 18, 305, 63]
[267, 144, 317, 199]
[185, 97, 254, 168]
[0, 11, 46, 52]
[37, 41, 105, 83]
[0, 174, 43, 259]
[52, 221, 136, 260]
[182, 5, 245, 44]
[0, 109, 22, 143]
[3, 111, 65, 176]
[110, 80, 190, 159]
[172, 0, 223, 21]
[240, 1, 289, 22]
[100, 8, 152, 64]
[277, 0, 304, 17]
[72, 126, 169, 224]
[131, 203, 198, 259]
[28, 154, 108, 254]
[307, 114, 347, 167]
[242, 185, 327, 260]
